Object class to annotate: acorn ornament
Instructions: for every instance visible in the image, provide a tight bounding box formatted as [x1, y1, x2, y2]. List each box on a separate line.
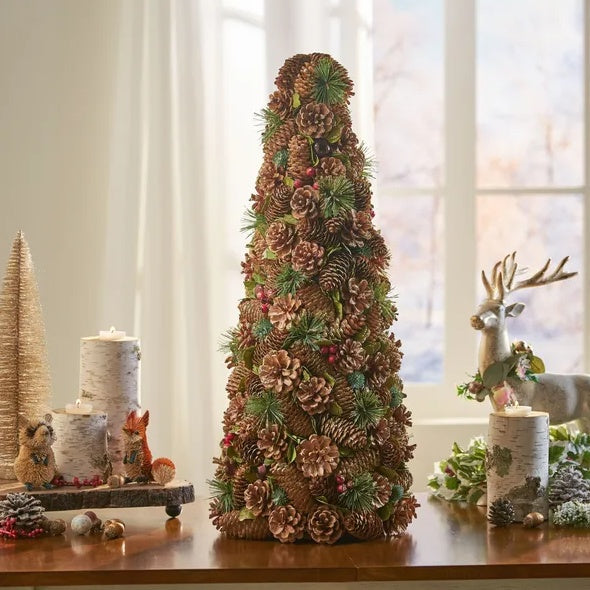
[103, 518, 125, 539]
[313, 138, 332, 158]
[488, 497, 515, 527]
[522, 512, 544, 528]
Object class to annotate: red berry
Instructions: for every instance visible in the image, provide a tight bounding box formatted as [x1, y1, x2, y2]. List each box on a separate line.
[293, 179, 303, 188]
[335, 475, 344, 484]
[329, 345, 338, 354]
[227, 432, 235, 441]
[336, 484, 346, 494]
[255, 290, 264, 300]
[328, 355, 337, 364]
[370, 209, 375, 218]
[261, 303, 270, 313]
[305, 167, 316, 177]
[320, 346, 329, 355]
[313, 182, 319, 190]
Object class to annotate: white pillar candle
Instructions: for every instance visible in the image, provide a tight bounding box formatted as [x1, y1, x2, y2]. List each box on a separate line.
[487, 410, 549, 521]
[79, 330, 141, 474]
[65, 398, 93, 414]
[52, 408, 109, 482]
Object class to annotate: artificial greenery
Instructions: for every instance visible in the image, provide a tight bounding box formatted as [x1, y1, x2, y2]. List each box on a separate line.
[275, 265, 307, 297]
[347, 371, 366, 391]
[252, 318, 273, 341]
[318, 175, 355, 218]
[338, 472, 377, 513]
[219, 328, 241, 363]
[245, 391, 284, 427]
[373, 282, 398, 325]
[271, 486, 289, 507]
[351, 389, 384, 429]
[552, 500, 590, 528]
[208, 478, 234, 513]
[255, 107, 284, 144]
[313, 57, 348, 105]
[359, 141, 377, 179]
[390, 385, 405, 408]
[241, 209, 268, 236]
[283, 311, 326, 350]
[273, 148, 289, 168]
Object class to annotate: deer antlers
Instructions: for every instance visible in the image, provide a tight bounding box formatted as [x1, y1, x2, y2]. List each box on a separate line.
[482, 252, 577, 301]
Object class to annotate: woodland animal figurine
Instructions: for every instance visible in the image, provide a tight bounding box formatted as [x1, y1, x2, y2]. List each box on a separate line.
[14, 414, 57, 490]
[121, 410, 175, 485]
[471, 252, 590, 430]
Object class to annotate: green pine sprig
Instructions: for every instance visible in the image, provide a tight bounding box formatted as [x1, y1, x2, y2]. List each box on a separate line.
[219, 328, 240, 360]
[241, 209, 268, 236]
[351, 389, 385, 429]
[255, 107, 284, 144]
[553, 500, 590, 527]
[338, 472, 377, 513]
[245, 391, 284, 426]
[252, 318, 273, 341]
[273, 148, 289, 169]
[373, 282, 398, 324]
[207, 478, 234, 513]
[347, 371, 366, 391]
[283, 311, 326, 350]
[390, 384, 405, 408]
[359, 141, 377, 179]
[276, 265, 306, 296]
[314, 57, 348, 105]
[271, 486, 289, 507]
[318, 175, 356, 218]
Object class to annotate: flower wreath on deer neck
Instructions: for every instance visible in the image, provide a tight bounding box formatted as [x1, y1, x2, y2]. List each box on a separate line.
[457, 340, 545, 409]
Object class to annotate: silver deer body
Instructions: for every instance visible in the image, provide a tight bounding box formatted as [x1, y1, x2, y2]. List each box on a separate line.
[471, 253, 590, 431]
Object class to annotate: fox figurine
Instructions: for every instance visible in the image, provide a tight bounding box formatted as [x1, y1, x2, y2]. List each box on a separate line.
[121, 410, 175, 485]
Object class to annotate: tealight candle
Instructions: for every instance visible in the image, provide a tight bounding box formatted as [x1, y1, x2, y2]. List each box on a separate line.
[503, 405, 532, 417]
[98, 326, 127, 340]
[65, 399, 93, 415]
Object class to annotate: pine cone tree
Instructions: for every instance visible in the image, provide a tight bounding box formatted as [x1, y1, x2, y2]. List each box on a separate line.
[320, 415, 368, 450]
[266, 221, 296, 260]
[319, 250, 354, 291]
[257, 424, 288, 460]
[319, 156, 347, 177]
[296, 102, 334, 137]
[244, 479, 272, 516]
[488, 498, 515, 527]
[336, 338, 366, 374]
[259, 350, 301, 394]
[0, 493, 45, 531]
[270, 463, 316, 513]
[384, 495, 419, 536]
[296, 377, 333, 415]
[296, 434, 339, 478]
[307, 507, 343, 544]
[268, 504, 306, 543]
[268, 294, 302, 331]
[215, 510, 270, 540]
[344, 510, 384, 540]
[549, 465, 590, 506]
[290, 186, 320, 220]
[291, 241, 325, 275]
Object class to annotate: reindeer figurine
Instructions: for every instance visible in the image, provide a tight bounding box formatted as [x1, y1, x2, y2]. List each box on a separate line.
[471, 252, 590, 431]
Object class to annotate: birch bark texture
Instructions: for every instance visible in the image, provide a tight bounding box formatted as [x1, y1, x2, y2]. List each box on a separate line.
[51, 409, 109, 481]
[0, 232, 52, 480]
[486, 411, 549, 521]
[79, 337, 141, 474]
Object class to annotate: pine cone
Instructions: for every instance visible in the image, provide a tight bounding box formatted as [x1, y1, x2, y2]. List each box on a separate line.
[239, 298, 264, 324]
[296, 102, 334, 137]
[389, 467, 413, 492]
[339, 125, 359, 153]
[296, 377, 333, 415]
[270, 463, 316, 513]
[266, 221, 296, 260]
[265, 185, 294, 222]
[297, 284, 336, 321]
[549, 466, 590, 506]
[294, 61, 317, 100]
[319, 156, 347, 177]
[226, 365, 250, 397]
[257, 160, 284, 196]
[215, 510, 270, 540]
[337, 313, 367, 339]
[353, 178, 372, 211]
[355, 256, 382, 283]
[488, 497, 515, 527]
[348, 146, 366, 179]
[244, 479, 272, 517]
[298, 218, 340, 248]
[292, 241, 325, 275]
[268, 504, 306, 543]
[268, 89, 293, 120]
[367, 351, 391, 389]
[319, 250, 354, 291]
[264, 119, 297, 157]
[384, 495, 419, 536]
[223, 393, 246, 433]
[275, 54, 310, 91]
[320, 416, 368, 450]
[265, 328, 288, 351]
[366, 303, 386, 337]
[391, 404, 413, 427]
[257, 424, 288, 461]
[231, 465, 251, 508]
[344, 278, 373, 314]
[268, 293, 302, 331]
[373, 473, 392, 508]
[309, 475, 338, 503]
[281, 400, 315, 438]
[289, 342, 332, 377]
[331, 377, 356, 414]
[380, 439, 407, 469]
[0, 493, 45, 531]
[259, 350, 302, 394]
[290, 186, 320, 221]
[338, 448, 379, 479]
[308, 507, 343, 544]
[374, 418, 391, 446]
[296, 434, 340, 478]
[336, 338, 366, 374]
[237, 322, 255, 349]
[239, 438, 265, 464]
[344, 510, 384, 541]
[287, 135, 312, 180]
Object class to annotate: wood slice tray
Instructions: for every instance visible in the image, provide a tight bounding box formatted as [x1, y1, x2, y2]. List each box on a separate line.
[0, 478, 194, 514]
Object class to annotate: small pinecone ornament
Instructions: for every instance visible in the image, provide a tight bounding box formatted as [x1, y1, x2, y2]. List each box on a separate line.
[344, 510, 384, 541]
[296, 102, 334, 137]
[336, 339, 366, 374]
[259, 350, 301, 394]
[0, 492, 46, 531]
[266, 221, 295, 259]
[319, 250, 354, 291]
[268, 89, 292, 119]
[291, 241, 325, 275]
[257, 424, 288, 460]
[296, 377, 333, 415]
[215, 510, 270, 540]
[319, 156, 347, 177]
[290, 186, 320, 220]
[320, 415, 368, 450]
[268, 294, 302, 331]
[268, 504, 306, 543]
[488, 498, 515, 527]
[244, 479, 272, 517]
[549, 465, 590, 506]
[384, 495, 420, 536]
[295, 434, 339, 478]
[344, 278, 373, 314]
[308, 507, 343, 544]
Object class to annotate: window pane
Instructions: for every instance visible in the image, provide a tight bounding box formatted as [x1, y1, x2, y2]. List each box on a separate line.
[477, 0, 584, 187]
[381, 195, 444, 382]
[374, 0, 444, 187]
[476, 195, 583, 372]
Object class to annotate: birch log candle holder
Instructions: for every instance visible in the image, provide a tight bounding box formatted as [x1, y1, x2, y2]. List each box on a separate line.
[79, 328, 141, 474]
[486, 409, 549, 522]
[52, 409, 109, 482]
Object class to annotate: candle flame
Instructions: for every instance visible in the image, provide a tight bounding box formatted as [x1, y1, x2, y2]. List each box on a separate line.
[75, 399, 81, 408]
[110, 326, 116, 333]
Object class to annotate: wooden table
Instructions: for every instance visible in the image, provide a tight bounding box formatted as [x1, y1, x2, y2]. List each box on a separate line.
[1, 493, 590, 587]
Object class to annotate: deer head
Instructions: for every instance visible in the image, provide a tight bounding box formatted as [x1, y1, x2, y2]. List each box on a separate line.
[471, 253, 577, 374]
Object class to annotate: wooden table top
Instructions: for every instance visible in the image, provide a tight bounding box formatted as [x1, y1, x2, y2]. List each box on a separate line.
[1, 493, 590, 586]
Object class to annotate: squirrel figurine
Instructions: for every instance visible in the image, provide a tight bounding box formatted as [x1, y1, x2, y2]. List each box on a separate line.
[121, 410, 175, 485]
[14, 414, 57, 490]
